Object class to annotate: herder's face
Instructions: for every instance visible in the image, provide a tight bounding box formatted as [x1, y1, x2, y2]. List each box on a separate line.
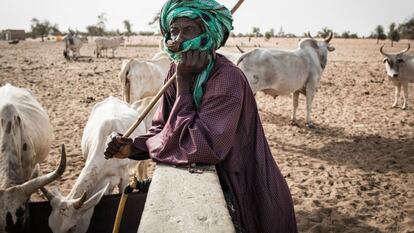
[170, 17, 204, 42]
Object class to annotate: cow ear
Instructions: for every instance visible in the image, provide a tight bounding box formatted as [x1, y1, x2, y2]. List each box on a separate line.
[327, 45, 335, 52]
[383, 57, 389, 63]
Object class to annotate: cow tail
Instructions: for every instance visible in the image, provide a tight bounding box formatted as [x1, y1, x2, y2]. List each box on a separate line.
[119, 60, 134, 103]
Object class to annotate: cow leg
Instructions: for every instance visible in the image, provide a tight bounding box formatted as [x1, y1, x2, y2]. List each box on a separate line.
[305, 86, 316, 128]
[392, 83, 401, 108]
[402, 82, 409, 110]
[291, 91, 299, 126]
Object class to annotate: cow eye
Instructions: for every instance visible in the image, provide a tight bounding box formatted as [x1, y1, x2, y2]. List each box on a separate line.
[397, 58, 404, 63]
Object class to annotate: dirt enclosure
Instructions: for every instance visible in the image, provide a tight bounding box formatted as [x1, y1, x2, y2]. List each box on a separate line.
[0, 36, 413, 233]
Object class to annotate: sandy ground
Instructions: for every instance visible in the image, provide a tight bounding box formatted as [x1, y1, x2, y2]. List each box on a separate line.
[0, 36, 413, 233]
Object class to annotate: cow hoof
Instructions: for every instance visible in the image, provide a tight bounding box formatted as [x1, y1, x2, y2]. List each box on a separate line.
[391, 104, 398, 108]
[306, 123, 315, 129]
[402, 106, 408, 110]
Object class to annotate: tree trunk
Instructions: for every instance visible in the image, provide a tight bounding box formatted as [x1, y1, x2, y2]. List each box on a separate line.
[391, 40, 394, 47]
[376, 37, 379, 44]
[41, 35, 44, 42]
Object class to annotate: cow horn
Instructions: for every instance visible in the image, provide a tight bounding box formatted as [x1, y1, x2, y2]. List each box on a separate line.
[324, 32, 333, 43]
[397, 43, 410, 55]
[307, 31, 313, 38]
[16, 144, 66, 196]
[40, 187, 55, 201]
[380, 45, 391, 57]
[73, 192, 87, 209]
[235, 44, 245, 53]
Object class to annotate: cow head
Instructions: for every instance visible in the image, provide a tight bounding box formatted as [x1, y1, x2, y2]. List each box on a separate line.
[380, 44, 410, 78]
[301, 32, 335, 69]
[41, 184, 108, 233]
[0, 116, 66, 233]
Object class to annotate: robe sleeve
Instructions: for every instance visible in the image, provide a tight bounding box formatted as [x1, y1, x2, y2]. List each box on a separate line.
[145, 66, 244, 165]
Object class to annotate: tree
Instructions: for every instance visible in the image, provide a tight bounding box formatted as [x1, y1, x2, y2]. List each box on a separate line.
[30, 18, 53, 42]
[264, 28, 275, 40]
[86, 25, 104, 36]
[388, 22, 400, 47]
[50, 24, 61, 36]
[252, 27, 260, 37]
[97, 13, 107, 35]
[123, 20, 132, 37]
[277, 26, 284, 37]
[374, 25, 386, 44]
[318, 27, 333, 38]
[398, 15, 414, 39]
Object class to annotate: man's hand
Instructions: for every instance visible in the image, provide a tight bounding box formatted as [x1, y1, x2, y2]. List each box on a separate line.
[104, 132, 133, 159]
[176, 50, 209, 94]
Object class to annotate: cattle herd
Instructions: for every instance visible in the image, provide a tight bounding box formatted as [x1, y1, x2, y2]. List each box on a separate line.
[0, 32, 413, 233]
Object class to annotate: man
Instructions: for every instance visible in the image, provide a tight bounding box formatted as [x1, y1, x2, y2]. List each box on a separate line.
[104, 0, 297, 232]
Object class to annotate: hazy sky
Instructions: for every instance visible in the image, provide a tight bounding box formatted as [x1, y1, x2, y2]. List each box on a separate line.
[1, 0, 413, 37]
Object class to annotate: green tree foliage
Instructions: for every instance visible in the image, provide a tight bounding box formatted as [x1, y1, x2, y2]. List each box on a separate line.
[86, 13, 107, 36]
[123, 20, 133, 37]
[388, 22, 400, 47]
[318, 27, 333, 38]
[252, 27, 260, 37]
[398, 15, 414, 39]
[373, 25, 386, 44]
[30, 18, 55, 41]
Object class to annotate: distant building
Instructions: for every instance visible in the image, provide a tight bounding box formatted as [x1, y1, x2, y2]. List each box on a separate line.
[1, 29, 26, 41]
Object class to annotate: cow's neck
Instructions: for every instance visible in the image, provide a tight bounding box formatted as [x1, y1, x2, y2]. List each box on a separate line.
[68, 140, 108, 199]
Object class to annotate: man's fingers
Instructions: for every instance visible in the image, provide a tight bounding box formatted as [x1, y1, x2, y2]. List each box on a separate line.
[105, 146, 120, 156]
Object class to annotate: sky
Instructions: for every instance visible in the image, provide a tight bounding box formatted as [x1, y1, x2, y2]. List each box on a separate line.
[1, 0, 413, 37]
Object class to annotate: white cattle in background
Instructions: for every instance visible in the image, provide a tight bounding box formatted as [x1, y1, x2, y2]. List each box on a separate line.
[130, 96, 161, 180]
[0, 83, 66, 232]
[63, 33, 83, 60]
[119, 56, 171, 103]
[236, 32, 335, 128]
[94, 37, 124, 58]
[41, 97, 146, 233]
[380, 44, 414, 110]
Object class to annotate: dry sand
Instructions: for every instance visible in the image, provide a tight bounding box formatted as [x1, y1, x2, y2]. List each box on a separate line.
[0, 36, 413, 233]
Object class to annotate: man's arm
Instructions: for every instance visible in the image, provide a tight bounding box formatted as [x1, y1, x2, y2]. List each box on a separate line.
[145, 65, 244, 165]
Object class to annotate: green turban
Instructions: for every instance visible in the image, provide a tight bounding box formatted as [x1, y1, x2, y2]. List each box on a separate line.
[160, 0, 233, 108]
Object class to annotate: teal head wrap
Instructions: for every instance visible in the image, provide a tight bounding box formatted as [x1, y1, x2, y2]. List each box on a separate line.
[160, 0, 233, 108]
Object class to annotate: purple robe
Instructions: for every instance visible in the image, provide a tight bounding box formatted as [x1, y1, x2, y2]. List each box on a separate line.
[132, 54, 297, 233]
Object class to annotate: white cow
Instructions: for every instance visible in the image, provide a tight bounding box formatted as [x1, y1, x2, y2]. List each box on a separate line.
[130, 96, 160, 180]
[0, 83, 66, 232]
[94, 37, 124, 58]
[41, 96, 145, 233]
[217, 49, 244, 64]
[63, 33, 83, 60]
[380, 44, 414, 110]
[119, 55, 171, 103]
[236, 32, 335, 127]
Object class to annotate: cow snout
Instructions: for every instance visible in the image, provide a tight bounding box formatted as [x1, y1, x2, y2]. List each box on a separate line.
[393, 73, 398, 78]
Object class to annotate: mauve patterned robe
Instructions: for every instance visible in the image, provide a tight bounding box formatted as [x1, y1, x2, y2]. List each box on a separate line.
[132, 54, 297, 233]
